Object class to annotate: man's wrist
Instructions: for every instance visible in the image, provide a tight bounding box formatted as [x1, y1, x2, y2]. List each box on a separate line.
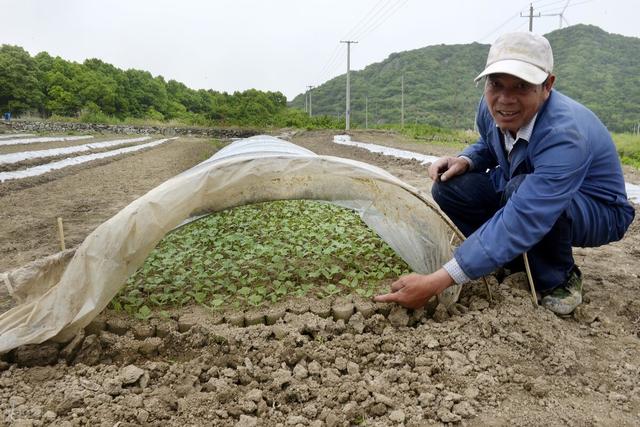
[443, 259, 471, 285]
[458, 155, 474, 171]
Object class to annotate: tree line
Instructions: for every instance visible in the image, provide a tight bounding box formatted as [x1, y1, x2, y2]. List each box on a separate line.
[0, 44, 340, 128]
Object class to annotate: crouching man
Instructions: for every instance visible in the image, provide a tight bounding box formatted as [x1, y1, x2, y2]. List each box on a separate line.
[375, 32, 635, 315]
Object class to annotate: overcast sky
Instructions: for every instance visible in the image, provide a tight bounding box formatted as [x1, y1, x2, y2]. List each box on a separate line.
[1, 0, 637, 100]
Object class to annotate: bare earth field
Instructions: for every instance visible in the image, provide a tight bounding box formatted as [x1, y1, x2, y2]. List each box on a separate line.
[0, 130, 639, 426]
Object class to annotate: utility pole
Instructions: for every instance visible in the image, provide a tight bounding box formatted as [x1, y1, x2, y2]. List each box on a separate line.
[365, 96, 368, 129]
[304, 91, 308, 113]
[340, 40, 357, 131]
[401, 74, 405, 128]
[306, 85, 314, 117]
[521, 3, 541, 32]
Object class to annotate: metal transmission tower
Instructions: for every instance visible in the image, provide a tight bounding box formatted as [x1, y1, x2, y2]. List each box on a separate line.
[306, 85, 314, 117]
[541, 0, 571, 29]
[340, 40, 358, 130]
[521, 3, 541, 31]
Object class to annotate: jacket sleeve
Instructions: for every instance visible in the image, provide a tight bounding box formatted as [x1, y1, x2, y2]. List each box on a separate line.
[454, 126, 591, 279]
[460, 98, 497, 172]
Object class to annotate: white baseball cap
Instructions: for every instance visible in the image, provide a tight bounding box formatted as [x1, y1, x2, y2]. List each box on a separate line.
[475, 32, 554, 84]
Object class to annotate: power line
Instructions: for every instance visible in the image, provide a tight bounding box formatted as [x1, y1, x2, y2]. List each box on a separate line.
[538, 0, 592, 29]
[477, 0, 575, 42]
[323, 46, 349, 85]
[477, 1, 542, 42]
[315, 0, 411, 85]
[351, 0, 410, 42]
[539, 0, 592, 13]
[533, 0, 573, 10]
[342, 0, 392, 41]
[316, 43, 342, 84]
[315, 0, 391, 85]
[540, 0, 571, 29]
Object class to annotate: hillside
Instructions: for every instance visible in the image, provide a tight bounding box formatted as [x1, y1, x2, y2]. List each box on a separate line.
[291, 25, 640, 132]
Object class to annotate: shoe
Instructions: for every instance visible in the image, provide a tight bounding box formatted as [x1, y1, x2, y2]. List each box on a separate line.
[541, 267, 583, 315]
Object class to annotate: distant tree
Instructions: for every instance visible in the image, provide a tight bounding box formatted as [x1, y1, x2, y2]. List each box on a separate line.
[0, 45, 43, 114]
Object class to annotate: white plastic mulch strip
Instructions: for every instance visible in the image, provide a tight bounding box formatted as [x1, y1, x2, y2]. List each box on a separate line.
[0, 137, 178, 183]
[0, 136, 151, 165]
[0, 135, 93, 147]
[626, 183, 640, 203]
[333, 134, 439, 165]
[0, 134, 36, 140]
[333, 135, 640, 204]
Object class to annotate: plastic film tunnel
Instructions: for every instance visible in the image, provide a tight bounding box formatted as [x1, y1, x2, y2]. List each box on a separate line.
[0, 135, 463, 353]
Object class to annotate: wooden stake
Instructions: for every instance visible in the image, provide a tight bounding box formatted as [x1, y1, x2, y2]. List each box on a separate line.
[523, 252, 537, 307]
[482, 276, 493, 303]
[57, 217, 66, 251]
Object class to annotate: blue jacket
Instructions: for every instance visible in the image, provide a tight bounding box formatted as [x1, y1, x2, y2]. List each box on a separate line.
[455, 90, 635, 279]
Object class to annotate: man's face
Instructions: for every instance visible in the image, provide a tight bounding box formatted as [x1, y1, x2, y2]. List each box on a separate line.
[484, 73, 554, 134]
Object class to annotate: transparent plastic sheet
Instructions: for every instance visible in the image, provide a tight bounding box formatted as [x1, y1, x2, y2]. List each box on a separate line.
[0, 133, 35, 140]
[0, 135, 461, 353]
[0, 136, 151, 165]
[0, 135, 93, 147]
[333, 134, 440, 165]
[0, 137, 178, 182]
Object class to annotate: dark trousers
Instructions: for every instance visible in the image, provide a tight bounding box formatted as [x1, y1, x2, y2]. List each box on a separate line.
[432, 172, 574, 292]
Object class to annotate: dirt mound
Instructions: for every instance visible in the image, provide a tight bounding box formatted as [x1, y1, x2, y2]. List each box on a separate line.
[2, 268, 640, 426]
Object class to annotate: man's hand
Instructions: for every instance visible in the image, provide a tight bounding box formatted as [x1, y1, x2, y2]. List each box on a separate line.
[428, 156, 470, 182]
[373, 268, 454, 309]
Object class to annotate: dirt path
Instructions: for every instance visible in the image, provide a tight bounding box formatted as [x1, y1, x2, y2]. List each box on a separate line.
[0, 130, 638, 426]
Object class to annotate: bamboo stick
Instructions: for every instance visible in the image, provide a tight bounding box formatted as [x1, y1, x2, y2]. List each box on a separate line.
[57, 217, 66, 251]
[523, 252, 537, 307]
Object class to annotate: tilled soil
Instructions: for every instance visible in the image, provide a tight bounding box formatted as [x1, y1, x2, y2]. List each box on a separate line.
[1, 129, 639, 426]
[0, 136, 217, 271]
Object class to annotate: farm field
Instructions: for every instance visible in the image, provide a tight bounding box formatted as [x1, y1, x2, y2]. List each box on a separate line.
[0, 129, 639, 426]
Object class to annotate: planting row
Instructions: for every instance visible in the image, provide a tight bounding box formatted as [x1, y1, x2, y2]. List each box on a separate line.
[0, 134, 93, 147]
[0, 137, 177, 182]
[0, 136, 150, 165]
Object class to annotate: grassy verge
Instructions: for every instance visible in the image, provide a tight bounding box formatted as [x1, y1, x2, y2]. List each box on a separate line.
[372, 124, 476, 150]
[112, 200, 410, 319]
[612, 133, 640, 169]
[376, 126, 640, 171]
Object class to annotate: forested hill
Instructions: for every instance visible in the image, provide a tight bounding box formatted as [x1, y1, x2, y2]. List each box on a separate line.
[0, 46, 293, 127]
[290, 25, 640, 132]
